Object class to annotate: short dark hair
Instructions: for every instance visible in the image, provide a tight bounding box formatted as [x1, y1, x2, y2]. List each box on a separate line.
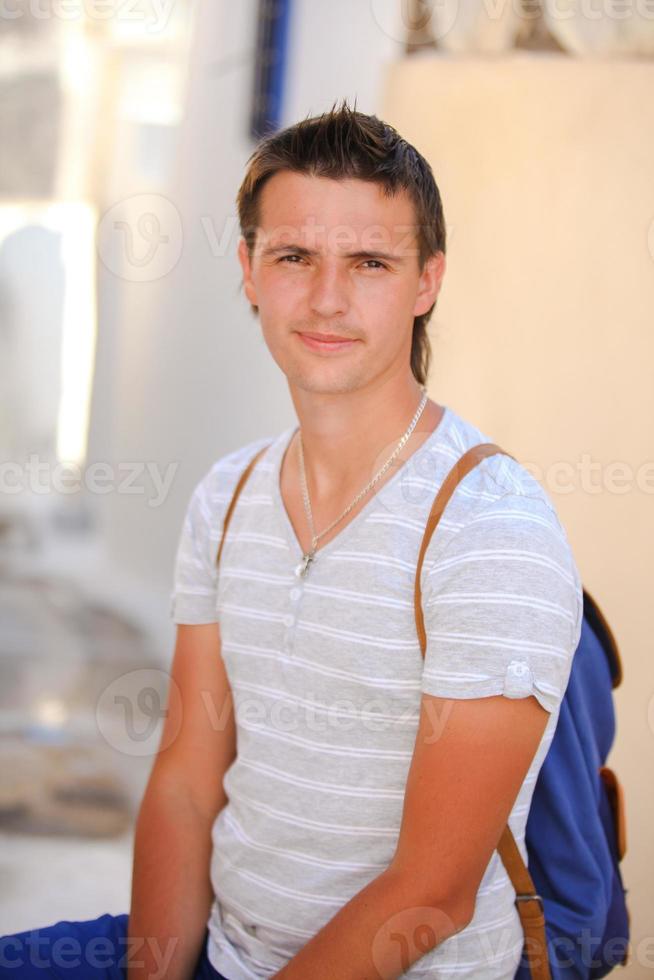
[236, 98, 446, 387]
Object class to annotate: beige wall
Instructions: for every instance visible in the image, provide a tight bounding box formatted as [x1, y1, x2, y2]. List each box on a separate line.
[383, 52, 654, 976]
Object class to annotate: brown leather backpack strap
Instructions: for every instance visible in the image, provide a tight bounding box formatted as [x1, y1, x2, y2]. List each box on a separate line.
[497, 828, 551, 980]
[215, 443, 272, 566]
[414, 442, 516, 655]
[414, 441, 551, 980]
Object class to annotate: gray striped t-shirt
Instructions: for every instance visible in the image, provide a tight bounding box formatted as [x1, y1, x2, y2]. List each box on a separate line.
[169, 404, 584, 980]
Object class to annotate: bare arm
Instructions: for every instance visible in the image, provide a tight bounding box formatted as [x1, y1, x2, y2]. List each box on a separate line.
[127, 622, 236, 980]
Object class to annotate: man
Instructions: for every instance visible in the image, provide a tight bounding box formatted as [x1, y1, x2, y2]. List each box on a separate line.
[0, 102, 583, 980]
[159, 101, 582, 979]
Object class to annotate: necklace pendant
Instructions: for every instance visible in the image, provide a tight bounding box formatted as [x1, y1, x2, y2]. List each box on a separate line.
[294, 551, 315, 578]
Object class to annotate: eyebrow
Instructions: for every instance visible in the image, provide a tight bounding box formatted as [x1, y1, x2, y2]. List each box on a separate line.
[260, 243, 407, 264]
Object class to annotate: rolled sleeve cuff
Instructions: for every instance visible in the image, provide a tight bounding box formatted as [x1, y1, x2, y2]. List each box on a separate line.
[169, 590, 219, 625]
[421, 658, 561, 715]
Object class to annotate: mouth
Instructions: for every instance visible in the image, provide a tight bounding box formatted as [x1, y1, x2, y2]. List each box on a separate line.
[296, 332, 359, 352]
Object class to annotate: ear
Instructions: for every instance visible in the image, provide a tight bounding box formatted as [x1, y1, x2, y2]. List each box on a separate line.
[413, 251, 446, 317]
[237, 236, 257, 306]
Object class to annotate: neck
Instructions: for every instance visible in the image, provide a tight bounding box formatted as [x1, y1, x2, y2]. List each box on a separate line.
[287, 377, 443, 505]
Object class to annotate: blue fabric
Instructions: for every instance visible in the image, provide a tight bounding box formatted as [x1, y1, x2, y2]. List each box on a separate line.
[0, 912, 228, 979]
[514, 593, 629, 979]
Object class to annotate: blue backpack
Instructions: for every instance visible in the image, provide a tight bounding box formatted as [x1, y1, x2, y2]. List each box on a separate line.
[222, 438, 631, 980]
[513, 585, 630, 979]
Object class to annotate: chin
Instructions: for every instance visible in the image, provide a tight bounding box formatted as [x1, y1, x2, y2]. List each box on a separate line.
[287, 365, 368, 396]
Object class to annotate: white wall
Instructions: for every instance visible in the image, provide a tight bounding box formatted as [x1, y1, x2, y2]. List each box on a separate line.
[282, 0, 403, 122]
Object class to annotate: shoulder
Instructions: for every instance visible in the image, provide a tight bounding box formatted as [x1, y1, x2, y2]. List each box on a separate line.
[435, 405, 570, 535]
[424, 406, 585, 644]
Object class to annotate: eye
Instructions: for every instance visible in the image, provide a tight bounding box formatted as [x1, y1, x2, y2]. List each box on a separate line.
[361, 259, 387, 270]
[278, 254, 305, 264]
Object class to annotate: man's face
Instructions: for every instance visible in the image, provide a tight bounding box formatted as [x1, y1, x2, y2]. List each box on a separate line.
[238, 171, 445, 396]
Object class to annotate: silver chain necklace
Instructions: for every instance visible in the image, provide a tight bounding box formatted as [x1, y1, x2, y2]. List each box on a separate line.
[294, 387, 428, 578]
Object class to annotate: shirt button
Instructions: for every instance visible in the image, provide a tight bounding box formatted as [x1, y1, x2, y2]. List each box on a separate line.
[290, 587, 301, 600]
[503, 659, 534, 698]
[283, 613, 294, 627]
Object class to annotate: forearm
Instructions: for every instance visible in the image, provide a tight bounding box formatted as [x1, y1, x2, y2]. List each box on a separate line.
[271, 866, 471, 980]
[127, 775, 217, 980]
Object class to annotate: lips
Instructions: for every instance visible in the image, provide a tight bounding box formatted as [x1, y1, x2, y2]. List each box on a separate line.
[300, 332, 354, 342]
[297, 331, 358, 352]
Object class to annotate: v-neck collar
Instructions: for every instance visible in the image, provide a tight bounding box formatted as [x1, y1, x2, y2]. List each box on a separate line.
[270, 406, 452, 571]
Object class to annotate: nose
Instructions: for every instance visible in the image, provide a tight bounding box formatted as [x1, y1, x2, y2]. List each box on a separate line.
[307, 260, 350, 319]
